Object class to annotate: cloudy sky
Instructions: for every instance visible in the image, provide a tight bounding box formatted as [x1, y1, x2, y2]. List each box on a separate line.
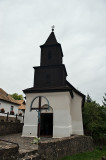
[0, 0, 106, 104]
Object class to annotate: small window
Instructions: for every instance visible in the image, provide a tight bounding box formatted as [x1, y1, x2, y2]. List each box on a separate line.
[48, 51, 52, 59]
[11, 106, 14, 111]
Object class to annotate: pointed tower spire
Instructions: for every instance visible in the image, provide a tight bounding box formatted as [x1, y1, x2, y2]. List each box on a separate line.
[44, 32, 58, 45]
[41, 26, 59, 46]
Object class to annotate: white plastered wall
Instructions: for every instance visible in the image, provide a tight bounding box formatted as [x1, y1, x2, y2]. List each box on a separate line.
[22, 92, 72, 138]
[0, 100, 18, 115]
[71, 92, 84, 135]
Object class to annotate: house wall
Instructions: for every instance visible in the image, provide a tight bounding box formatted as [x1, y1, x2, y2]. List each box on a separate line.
[0, 100, 19, 115]
[22, 91, 84, 138]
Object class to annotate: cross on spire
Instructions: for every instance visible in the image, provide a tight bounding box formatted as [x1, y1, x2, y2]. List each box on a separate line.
[51, 25, 55, 32]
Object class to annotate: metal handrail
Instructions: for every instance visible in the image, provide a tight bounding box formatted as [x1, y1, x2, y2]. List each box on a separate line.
[0, 111, 24, 117]
[0, 112, 24, 123]
[0, 112, 9, 115]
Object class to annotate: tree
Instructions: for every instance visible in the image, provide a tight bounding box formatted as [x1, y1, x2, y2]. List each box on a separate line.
[11, 93, 23, 100]
[86, 94, 92, 103]
[82, 95, 106, 143]
[102, 93, 106, 107]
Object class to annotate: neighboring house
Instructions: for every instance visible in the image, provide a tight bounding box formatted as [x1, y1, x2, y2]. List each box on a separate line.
[0, 88, 19, 115]
[17, 100, 26, 115]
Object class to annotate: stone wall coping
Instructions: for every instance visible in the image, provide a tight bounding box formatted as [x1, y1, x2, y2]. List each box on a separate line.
[39, 135, 91, 144]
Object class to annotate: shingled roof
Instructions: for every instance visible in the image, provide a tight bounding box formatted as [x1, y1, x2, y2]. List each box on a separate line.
[0, 88, 19, 105]
[17, 100, 26, 110]
[44, 31, 58, 45]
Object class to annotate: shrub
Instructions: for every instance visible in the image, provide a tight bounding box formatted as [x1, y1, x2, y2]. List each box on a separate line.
[19, 112, 22, 116]
[10, 110, 14, 115]
[82, 95, 106, 144]
[32, 137, 40, 144]
[0, 108, 5, 113]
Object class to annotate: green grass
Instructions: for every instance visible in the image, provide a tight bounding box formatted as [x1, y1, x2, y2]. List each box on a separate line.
[61, 146, 106, 160]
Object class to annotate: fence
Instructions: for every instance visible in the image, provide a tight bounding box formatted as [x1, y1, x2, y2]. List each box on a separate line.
[0, 111, 24, 123]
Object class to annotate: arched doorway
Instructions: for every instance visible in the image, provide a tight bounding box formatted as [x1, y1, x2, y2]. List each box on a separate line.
[40, 104, 53, 137]
[30, 96, 53, 137]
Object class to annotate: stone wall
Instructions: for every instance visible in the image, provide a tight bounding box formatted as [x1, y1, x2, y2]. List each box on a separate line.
[0, 135, 94, 160]
[0, 141, 19, 160]
[0, 122, 23, 136]
[38, 135, 94, 160]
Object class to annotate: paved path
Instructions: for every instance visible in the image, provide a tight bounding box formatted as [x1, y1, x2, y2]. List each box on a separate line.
[0, 133, 38, 153]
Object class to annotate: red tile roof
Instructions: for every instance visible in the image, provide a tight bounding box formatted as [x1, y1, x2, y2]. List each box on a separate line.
[0, 88, 19, 105]
[16, 100, 26, 110]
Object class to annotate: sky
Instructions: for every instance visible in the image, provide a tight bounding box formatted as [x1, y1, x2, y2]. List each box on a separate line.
[0, 0, 106, 104]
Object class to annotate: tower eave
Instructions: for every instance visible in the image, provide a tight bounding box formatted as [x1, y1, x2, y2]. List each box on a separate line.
[33, 64, 68, 76]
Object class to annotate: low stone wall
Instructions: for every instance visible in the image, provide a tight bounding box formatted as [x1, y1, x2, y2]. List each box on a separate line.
[0, 122, 24, 136]
[0, 135, 94, 160]
[38, 135, 94, 160]
[0, 141, 19, 160]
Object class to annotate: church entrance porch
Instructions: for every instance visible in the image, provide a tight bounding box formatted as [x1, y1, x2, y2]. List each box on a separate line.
[40, 113, 53, 137]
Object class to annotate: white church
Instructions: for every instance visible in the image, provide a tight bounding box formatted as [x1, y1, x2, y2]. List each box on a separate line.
[22, 29, 85, 138]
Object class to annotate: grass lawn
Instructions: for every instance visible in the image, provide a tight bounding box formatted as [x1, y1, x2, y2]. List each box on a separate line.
[61, 146, 106, 160]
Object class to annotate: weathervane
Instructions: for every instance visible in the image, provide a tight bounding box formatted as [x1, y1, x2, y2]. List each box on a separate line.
[51, 25, 55, 32]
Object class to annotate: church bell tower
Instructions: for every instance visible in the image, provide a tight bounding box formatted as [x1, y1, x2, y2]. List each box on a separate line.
[33, 28, 67, 88]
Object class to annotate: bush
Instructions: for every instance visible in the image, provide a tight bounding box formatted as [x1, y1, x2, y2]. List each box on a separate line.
[0, 108, 5, 113]
[10, 110, 14, 115]
[82, 95, 106, 144]
[19, 112, 22, 116]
